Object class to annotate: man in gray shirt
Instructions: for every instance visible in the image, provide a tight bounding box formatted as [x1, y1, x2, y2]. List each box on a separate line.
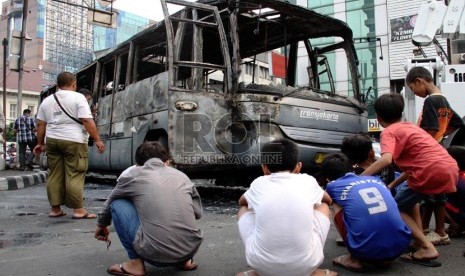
[95, 142, 203, 275]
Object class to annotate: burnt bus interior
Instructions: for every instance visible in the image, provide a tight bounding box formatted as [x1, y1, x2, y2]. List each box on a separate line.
[41, 0, 364, 110]
[158, 0, 363, 105]
[80, 0, 363, 101]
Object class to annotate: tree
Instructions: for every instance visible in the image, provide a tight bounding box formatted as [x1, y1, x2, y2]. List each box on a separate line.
[6, 123, 15, 142]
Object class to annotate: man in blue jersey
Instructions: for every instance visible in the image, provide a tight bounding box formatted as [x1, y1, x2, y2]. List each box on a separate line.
[321, 153, 411, 272]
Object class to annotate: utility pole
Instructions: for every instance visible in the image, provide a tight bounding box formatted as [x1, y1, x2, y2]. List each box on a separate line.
[17, 0, 29, 117]
[2, 38, 7, 159]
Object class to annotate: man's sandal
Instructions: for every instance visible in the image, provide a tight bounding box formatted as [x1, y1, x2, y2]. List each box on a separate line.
[107, 263, 145, 276]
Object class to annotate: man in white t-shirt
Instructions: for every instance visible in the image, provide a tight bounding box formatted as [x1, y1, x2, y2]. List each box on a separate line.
[33, 72, 105, 219]
[236, 138, 336, 276]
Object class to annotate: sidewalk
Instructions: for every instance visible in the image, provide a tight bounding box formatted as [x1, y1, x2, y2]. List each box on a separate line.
[0, 167, 48, 191]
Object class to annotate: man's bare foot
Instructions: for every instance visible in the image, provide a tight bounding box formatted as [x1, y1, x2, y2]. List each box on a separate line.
[73, 208, 96, 219]
[411, 247, 439, 260]
[48, 211, 66, 217]
[107, 259, 145, 276]
[332, 254, 365, 272]
[311, 268, 338, 276]
[49, 206, 65, 217]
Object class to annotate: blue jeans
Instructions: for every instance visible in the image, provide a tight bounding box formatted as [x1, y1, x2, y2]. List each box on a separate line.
[111, 199, 193, 266]
[394, 185, 428, 212]
[110, 199, 141, 259]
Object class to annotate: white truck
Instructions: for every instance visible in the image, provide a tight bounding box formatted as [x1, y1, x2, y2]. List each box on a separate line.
[403, 0, 465, 147]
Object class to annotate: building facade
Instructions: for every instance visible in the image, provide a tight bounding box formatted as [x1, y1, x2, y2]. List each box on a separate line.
[296, 0, 452, 119]
[94, 10, 152, 52]
[0, 0, 153, 125]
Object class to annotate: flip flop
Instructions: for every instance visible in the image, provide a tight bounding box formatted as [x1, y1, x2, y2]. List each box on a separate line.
[332, 256, 367, 272]
[72, 212, 97, 219]
[399, 252, 441, 267]
[238, 270, 257, 276]
[176, 259, 198, 271]
[107, 263, 144, 276]
[49, 211, 66, 218]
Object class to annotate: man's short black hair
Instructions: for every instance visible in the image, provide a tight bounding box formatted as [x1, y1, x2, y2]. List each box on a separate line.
[406, 67, 433, 84]
[320, 153, 352, 181]
[341, 133, 373, 165]
[23, 109, 31, 115]
[261, 138, 299, 172]
[374, 93, 404, 124]
[135, 141, 171, 166]
[78, 88, 92, 98]
[447, 146, 465, 171]
[57, 72, 76, 88]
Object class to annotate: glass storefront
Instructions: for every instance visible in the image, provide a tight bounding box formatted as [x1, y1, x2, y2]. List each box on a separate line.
[308, 0, 378, 116]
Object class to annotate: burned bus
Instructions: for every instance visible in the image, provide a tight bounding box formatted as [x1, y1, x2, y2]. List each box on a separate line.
[41, 0, 368, 181]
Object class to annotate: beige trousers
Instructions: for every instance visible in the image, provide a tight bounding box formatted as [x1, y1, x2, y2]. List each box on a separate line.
[46, 137, 88, 209]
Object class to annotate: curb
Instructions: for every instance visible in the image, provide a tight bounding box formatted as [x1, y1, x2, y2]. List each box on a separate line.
[0, 171, 48, 191]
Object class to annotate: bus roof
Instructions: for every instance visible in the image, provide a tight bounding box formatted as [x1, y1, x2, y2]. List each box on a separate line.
[40, 0, 355, 98]
[98, 0, 353, 62]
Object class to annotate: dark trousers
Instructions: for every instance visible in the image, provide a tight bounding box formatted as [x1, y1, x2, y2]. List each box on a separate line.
[18, 139, 37, 169]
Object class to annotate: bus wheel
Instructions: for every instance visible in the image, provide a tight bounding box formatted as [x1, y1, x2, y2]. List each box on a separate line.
[144, 130, 168, 150]
[156, 135, 168, 149]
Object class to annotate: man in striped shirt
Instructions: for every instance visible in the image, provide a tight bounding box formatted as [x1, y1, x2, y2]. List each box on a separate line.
[14, 109, 37, 171]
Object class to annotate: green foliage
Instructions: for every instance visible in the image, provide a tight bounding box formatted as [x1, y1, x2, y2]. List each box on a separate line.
[6, 123, 15, 141]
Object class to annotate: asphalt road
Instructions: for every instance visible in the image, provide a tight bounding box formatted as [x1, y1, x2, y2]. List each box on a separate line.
[1, 182, 465, 276]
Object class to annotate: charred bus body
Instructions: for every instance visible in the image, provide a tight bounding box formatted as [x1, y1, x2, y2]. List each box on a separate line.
[40, 0, 368, 181]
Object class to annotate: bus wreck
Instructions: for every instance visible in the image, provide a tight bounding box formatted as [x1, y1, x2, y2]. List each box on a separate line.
[41, 0, 368, 181]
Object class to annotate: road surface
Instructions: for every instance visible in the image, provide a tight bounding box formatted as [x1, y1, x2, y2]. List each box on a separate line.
[1, 182, 464, 275]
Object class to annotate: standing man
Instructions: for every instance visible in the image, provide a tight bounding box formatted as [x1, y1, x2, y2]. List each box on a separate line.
[14, 109, 37, 171]
[33, 72, 105, 219]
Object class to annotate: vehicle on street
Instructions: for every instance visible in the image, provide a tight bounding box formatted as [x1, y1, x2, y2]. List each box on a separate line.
[5, 143, 17, 169]
[40, 0, 369, 182]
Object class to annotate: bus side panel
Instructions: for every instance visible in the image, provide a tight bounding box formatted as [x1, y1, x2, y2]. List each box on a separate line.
[96, 95, 112, 126]
[123, 73, 169, 166]
[112, 74, 169, 170]
[131, 111, 169, 164]
[89, 73, 169, 172]
[168, 92, 233, 172]
[109, 116, 133, 171]
[88, 139, 110, 171]
[122, 72, 169, 118]
[109, 138, 133, 170]
[89, 95, 113, 170]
